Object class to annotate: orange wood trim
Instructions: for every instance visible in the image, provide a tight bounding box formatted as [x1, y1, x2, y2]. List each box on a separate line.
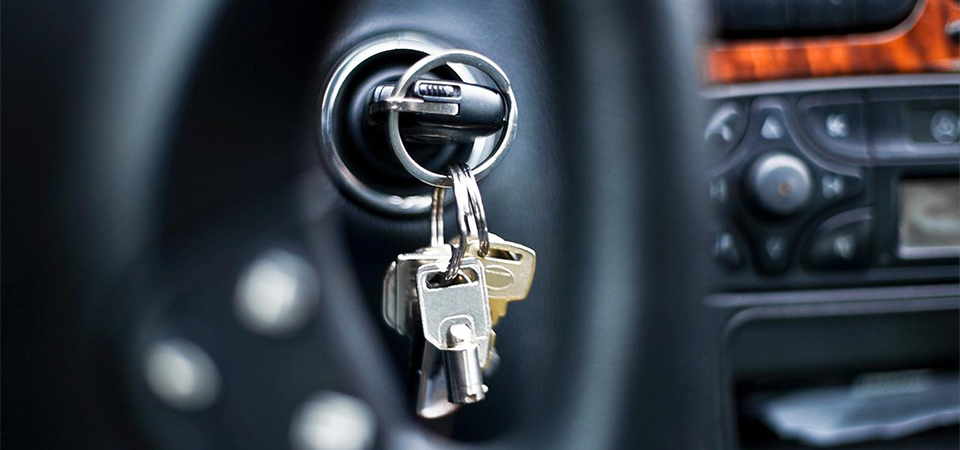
[706, 0, 960, 84]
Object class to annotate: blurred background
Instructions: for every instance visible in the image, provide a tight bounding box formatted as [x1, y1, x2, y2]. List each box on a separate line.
[3, 1, 959, 449]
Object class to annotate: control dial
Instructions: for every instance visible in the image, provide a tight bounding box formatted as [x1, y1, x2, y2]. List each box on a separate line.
[748, 152, 812, 216]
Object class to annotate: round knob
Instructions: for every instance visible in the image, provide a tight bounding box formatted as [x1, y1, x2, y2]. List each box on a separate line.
[748, 152, 812, 216]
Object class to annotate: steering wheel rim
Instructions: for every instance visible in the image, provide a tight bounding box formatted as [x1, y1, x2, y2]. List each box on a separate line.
[3, 1, 720, 449]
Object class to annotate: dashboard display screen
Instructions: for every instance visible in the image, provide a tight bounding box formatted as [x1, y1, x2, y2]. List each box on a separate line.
[898, 178, 960, 259]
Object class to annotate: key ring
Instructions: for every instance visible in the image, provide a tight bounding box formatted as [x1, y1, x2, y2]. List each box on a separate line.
[443, 166, 472, 282]
[387, 50, 518, 188]
[453, 164, 489, 257]
[431, 165, 491, 282]
[430, 186, 445, 248]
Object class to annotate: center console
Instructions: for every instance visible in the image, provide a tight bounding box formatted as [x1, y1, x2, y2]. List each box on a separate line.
[702, 73, 960, 450]
[704, 75, 959, 291]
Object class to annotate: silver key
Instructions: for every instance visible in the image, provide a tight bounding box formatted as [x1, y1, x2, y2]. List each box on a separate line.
[417, 258, 492, 404]
[383, 182, 452, 336]
[416, 258, 491, 367]
[416, 343, 459, 418]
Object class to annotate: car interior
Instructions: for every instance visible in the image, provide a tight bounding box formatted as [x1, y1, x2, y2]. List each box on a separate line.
[3, 1, 959, 449]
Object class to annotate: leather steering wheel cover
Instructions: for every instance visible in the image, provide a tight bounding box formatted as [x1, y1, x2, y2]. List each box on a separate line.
[3, 1, 720, 449]
[526, 1, 720, 448]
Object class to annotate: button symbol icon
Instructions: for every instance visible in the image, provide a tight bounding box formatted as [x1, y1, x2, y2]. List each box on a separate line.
[720, 125, 733, 142]
[710, 178, 728, 204]
[765, 237, 786, 261]
[704, 102, 741, 145]
[761, 117, 784, 140]
[822, 174, 844, 199]
[825, 113, 848, 138]
[930, 110, 959, 144]
[714, 231, 743, 268]
[832, 235, 855, 260]
[715, 232, 733, 255]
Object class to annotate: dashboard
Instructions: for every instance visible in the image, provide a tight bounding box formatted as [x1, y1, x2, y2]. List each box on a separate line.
[705, 77, 958, 290]
[700, 1, 959, 448]
[2, 1, 958, 450]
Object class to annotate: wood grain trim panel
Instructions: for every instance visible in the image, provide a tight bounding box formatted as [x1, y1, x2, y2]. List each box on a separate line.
[706, 0, 960, 84]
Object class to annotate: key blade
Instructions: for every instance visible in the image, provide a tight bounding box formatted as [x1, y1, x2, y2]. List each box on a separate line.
[393, 246, 451, 336]
[484, 329, 498, 369]
[416, 343, 461, 418]
[489, 299, 510, 327]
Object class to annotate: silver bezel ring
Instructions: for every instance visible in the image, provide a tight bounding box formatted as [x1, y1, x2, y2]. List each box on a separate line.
[387, 50, 518, 187]
[318, 33, 494, 214]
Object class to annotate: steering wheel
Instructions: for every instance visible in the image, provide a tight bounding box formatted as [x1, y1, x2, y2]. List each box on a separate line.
[3, 0, 721, 449]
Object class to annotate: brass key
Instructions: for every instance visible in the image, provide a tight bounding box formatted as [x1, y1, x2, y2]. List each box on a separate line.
[457, 233, 536, 327]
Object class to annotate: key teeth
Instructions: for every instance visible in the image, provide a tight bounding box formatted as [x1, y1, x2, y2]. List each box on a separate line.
[461, 391, 485, 404]
[459, 384, 488, 404]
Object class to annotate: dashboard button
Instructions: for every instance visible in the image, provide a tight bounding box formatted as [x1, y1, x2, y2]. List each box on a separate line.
[705, 101, 747, 159]
[819, 171, 862, 202]
[750, 100, 794, 146]
[710, 177, 730, 205]
[713, 230, 745, 269]
[765, 237, 786, 261]
[930, 110, 959, 144]
[803, 209, 873, 270]
[760, 116, 786, 140]
[755, 234, 791, 274]
[821, 173, 845, 199]
[798, 95, 867, 161]
[748, 152, 813, 216]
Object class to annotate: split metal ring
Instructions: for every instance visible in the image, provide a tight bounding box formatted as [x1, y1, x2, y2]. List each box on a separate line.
[454, 164, 489, 257]
[430, 186, 445, 248]
[443, 166, 473, 282]
[431, 165, 491, 282]
[387, 50, 518, 188]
